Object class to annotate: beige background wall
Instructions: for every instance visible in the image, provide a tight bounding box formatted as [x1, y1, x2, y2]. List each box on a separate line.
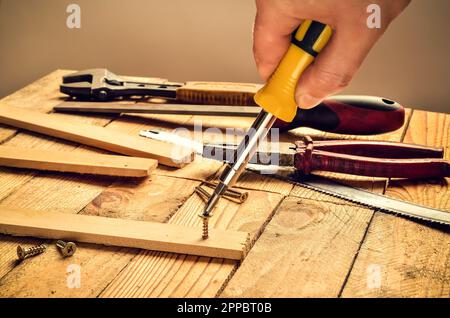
[0, 0, 449, 113]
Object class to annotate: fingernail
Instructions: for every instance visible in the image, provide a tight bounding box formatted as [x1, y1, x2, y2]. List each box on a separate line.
[298, 94, 322, 109]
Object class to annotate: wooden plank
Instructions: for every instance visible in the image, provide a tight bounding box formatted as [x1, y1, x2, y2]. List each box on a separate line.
[176, 81, 261, 106]
[341, 111, 450, 297]
[0, 169, 114, 282]
[0, 71, 224, 296]
[0, 208, 249, 260]
[0, 174, 200, 297]
[0, 70, 117, 222]
[0, 70, 92, 142]
[0, 105, 193, 168]
[221, 194, 373, 297]
[0, 146, 157, 177]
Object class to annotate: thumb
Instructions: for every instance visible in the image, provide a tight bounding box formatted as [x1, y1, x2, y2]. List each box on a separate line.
[296, 26, 383, 109]
[253, 1, 301, 81]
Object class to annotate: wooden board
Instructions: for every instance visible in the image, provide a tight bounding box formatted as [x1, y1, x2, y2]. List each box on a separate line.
[100, 189, 285, 298]
[0, 207, 249, 260]
[0, 174, 202, 297]
[341, 111, 450, 297]
[0, 146, 157, 177]
[221, 193, 373, 297]
[0, 105, 193, 168]
[0, 70, 447, 298]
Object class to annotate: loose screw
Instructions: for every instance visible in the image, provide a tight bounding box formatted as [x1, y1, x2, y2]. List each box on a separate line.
[17, 244, 46, 261]
[200, 215, 210, 240]
[203, 181, 249, 203]
[195, 186, 211, 202]
[56, 240, 77, 257]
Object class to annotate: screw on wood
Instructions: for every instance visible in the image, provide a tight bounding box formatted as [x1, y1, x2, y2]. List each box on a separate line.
[56, 240, 77, 257]
[17, 244, 47, 261]
[195, 187, 213, 240]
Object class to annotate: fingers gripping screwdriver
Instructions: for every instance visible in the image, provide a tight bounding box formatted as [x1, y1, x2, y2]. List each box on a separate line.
[201, 20, 333, 238]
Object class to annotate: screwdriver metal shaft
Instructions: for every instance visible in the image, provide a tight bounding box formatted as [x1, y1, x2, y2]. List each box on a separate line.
[200, 20, 332, 239]
[202, 110, 276, 218]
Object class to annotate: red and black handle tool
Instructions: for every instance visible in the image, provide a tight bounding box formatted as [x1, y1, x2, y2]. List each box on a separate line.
[274, 95, 405, 135]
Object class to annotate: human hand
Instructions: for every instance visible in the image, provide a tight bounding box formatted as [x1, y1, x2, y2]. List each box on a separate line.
[253, 0, 410, 108]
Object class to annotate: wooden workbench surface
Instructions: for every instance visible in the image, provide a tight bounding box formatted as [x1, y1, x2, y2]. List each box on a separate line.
[0, 70, 448, 298]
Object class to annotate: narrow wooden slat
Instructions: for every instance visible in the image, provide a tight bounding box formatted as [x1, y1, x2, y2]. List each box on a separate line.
[0, 174, 201, 297]
[0, 72, 230, 297]
[341, 111, 450, 297]
[0, 146, 157, 177]
[0, 105, 193, 168]
[0, 208, 249, 260]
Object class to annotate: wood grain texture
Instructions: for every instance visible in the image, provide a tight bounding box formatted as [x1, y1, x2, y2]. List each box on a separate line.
[1, 70, 446, 298]
[0, 174, 201, 297]
[99, 189, 284, 298]
[221, 192, 373, 297]
[176, 81, 261, 106]
[220, 114, 411, 297]
[0, 105, 193, 168]
[0, 146, 158, 177]
[0, 208, 249, 260]
[341, 111, 450, 297]
[0, 70, 115, 199]
[0, 71, 227, 297]
[0, 71, 121, 282]
[0, 71, 205, 296]
[0, 169, 113, 286]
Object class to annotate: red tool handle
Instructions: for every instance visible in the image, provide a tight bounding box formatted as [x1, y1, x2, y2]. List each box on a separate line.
[273, 96, 405, 135]
[295, 150, 450, 179]
[296, 140, 444, 159]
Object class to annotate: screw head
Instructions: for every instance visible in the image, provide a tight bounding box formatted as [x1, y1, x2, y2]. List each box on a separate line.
[17, 245, 26, 260]
[62, 242, 77, 257]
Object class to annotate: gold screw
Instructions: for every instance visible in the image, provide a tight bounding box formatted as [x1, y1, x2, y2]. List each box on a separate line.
[195, 186, 210, 202]
[56, 240, 77, 257]
[200, 215, 210, 240]
[17, 244, 46, 261]
[202, 181, 249, 203]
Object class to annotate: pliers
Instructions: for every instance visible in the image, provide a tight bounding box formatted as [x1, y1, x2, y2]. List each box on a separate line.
[186, 135, 449, 179]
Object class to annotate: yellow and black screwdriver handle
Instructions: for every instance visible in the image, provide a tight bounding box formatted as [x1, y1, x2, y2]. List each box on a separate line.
[255, 20, 333, 122]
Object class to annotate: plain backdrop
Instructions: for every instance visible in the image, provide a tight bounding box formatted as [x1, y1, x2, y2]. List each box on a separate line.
[0, 0, 449, 113]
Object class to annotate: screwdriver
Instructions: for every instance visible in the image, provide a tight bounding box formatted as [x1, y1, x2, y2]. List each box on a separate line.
[56, 95, 405, 135]
[201, 20, 333, 239]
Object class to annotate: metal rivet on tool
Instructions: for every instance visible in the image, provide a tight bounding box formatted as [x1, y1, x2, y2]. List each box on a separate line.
[17, 244, 47, 261]
[56, 240, 77, 257]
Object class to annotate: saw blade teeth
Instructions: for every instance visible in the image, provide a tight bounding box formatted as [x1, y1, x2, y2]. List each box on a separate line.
[247, 168, 449, 227]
